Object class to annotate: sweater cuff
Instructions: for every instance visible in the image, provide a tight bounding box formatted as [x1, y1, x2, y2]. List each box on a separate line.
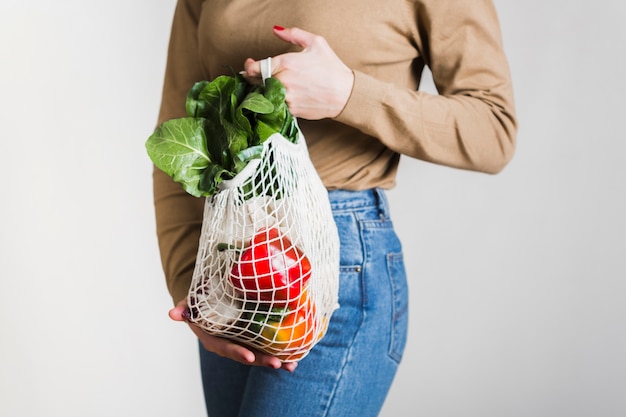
[334, 70, 387, 133]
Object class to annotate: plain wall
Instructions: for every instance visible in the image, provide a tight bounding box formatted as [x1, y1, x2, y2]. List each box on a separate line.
[1, 1, 624, 416]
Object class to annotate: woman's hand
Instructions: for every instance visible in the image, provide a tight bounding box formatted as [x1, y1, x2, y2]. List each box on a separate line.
[242, 26, 354, 120]
[169, 299, 298, 372]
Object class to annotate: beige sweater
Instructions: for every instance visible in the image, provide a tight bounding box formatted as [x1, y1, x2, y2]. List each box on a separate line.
[153, 0, 517, 303]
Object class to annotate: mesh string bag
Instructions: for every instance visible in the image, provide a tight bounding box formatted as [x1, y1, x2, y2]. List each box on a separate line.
[187, 130, 340, 362]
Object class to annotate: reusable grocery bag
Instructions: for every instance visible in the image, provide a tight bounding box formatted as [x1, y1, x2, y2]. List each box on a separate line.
[186, 129, 340, 361]
[146, 70, 340, 361]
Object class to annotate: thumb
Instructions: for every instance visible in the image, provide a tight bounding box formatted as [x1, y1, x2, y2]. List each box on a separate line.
[272, 26, 316, 49]
[169, 299, 191, 322]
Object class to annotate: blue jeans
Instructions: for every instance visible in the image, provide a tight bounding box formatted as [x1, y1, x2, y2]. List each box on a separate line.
[198, 189, 409, 417]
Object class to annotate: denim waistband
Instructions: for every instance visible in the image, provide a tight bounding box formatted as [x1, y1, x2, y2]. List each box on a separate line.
[327, 188, 391, 218]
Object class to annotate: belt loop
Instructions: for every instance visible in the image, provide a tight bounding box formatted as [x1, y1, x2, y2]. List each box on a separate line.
[373, 188, 390, 220]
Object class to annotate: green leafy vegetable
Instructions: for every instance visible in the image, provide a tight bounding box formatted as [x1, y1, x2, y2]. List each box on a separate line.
[146, 74, 298, 197]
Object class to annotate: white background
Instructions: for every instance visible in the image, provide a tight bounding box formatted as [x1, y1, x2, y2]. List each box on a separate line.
[1, 1, 625, 416]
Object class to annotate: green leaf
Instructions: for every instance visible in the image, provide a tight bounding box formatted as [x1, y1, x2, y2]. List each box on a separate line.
[224, 120, 249, 157]
[254, 119, 278, 143]
[199, 75, 238, 119]
[186, 81, 210, 118]
[255, 78, 299, 143]
[262, 77, 287, 104]
[234, 145, 264, 166]
[240, 92, 274, 114]
[199, 163, 232, 196]
[203, 120, 231, 168]
[146, 118, 212, 197]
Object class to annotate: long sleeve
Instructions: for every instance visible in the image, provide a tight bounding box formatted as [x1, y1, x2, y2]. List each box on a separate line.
[153, 0, 206, 304]
[335, 0, 517, 174]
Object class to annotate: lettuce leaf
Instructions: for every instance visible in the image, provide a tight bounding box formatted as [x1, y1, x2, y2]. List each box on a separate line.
[146, 74, 298, 197]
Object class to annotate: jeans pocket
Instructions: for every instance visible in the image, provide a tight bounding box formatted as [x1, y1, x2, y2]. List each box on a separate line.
[387, 253, 409, 363]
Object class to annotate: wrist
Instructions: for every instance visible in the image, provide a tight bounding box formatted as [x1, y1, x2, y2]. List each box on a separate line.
[330, 68, 355, 118]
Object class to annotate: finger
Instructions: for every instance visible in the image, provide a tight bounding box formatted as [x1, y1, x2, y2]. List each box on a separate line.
[222, 342, 257, 365]
[214, 338, 287, 370]
[218, 342, 284, 370]
[243, 58, 261, 78]
[272, 26, 316, 49]
[243, 57, 278, 80]
[168, 300, 190, 322]
[282, 361, 298, 372]
[190, 325, 256, 363]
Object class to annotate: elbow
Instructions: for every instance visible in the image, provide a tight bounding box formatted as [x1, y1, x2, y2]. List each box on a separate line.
[481, 134, 516, 174]
[474, 110, 518, 174]
[459, 124, 516, 174]
[494, 114, 518, 173]
[462, 88, 518, 174]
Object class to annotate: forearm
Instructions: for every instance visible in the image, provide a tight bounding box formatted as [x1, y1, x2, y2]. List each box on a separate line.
[336, 71, 516, 173]
[153, 166, 204, 304]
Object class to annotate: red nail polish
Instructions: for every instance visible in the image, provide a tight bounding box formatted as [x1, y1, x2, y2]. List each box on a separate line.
[274, 25, 285, 31]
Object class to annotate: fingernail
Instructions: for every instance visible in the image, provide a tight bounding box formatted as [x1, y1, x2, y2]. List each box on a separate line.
[273, 25, 285, 31]
[182, 308, 191, 321]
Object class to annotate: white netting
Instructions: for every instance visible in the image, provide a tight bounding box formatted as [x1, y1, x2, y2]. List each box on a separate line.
[187, 131, 340, 362]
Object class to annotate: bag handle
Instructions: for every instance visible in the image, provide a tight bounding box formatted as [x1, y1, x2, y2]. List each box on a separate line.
[260, 57, 272, 85]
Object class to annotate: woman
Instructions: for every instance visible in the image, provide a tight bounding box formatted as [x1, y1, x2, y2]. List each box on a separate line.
[154, 1, 517, 416]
